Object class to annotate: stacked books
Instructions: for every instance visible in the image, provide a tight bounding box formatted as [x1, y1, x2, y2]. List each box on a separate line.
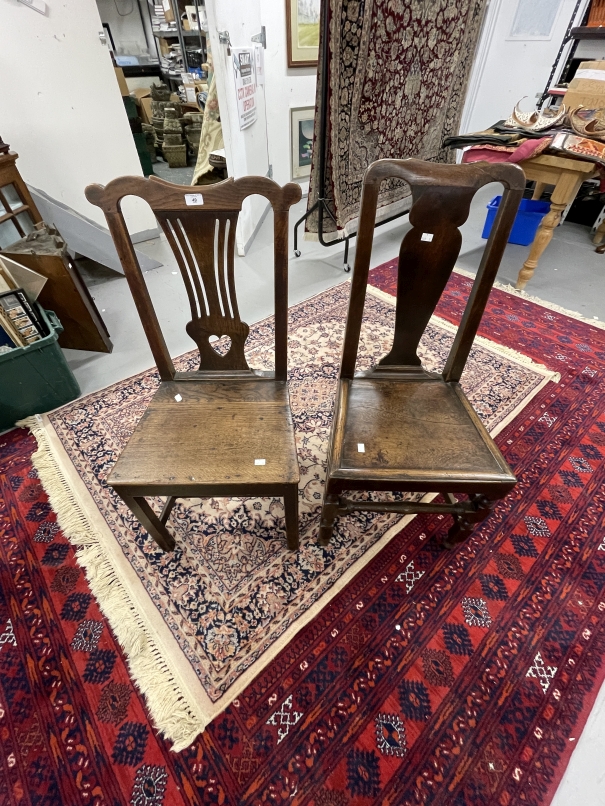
[0, 289, 47, 353]
[152, 2, 177, 32]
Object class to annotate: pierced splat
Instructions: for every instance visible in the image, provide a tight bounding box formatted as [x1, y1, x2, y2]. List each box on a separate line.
[379, 185, 476, 369]
[158, 210, 251, 372]
[84, 174, 303, 553]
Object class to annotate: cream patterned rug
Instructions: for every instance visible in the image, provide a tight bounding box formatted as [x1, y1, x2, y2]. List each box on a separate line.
[25, 283, 558, 750]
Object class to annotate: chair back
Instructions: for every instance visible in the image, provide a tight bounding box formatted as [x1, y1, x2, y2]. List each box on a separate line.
[85, 176, 301, 382]
[340, 159, 525, 382]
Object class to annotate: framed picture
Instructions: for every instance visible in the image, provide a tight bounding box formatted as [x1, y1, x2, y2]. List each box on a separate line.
[286, 0, 320, 68]
[291, 106, 315, 179]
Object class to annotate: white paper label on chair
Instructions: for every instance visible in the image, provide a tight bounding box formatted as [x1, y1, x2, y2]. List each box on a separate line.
[254, 459, 266, 465]
[185, 193, 204, 206]
[174, 394, 183, 402]
[421, 233, 434, 242]
[357, 443, 365, 453]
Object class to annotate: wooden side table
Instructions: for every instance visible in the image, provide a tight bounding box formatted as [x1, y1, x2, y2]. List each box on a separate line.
[516, 154, 597, 289]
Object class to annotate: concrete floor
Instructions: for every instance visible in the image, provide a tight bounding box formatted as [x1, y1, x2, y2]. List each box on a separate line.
[151, 156, 194, 185]
[65, 186, 605, 803]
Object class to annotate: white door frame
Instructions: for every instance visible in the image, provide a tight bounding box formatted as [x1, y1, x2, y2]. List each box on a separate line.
[205, 1, 271, 255]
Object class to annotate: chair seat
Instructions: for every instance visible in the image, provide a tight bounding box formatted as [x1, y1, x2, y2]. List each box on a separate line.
[330, 377, 515, 488]
[108, 380, 299, 490]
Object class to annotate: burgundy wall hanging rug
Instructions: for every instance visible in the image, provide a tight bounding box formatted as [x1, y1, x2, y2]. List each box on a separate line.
[306, 0, 488, 241]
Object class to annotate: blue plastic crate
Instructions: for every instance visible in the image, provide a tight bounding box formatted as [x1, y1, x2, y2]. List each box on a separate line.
[482, 196, 551, 247]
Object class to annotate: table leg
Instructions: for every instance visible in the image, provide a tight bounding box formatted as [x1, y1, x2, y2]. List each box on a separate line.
[516, 173, 583, 290]
[532, 181, 546, 200]
[592, 217, 605, 247]
[516, 202, 566, 290]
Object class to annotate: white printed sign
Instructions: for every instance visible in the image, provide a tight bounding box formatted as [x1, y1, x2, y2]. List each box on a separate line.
[232, 48, 257, 131]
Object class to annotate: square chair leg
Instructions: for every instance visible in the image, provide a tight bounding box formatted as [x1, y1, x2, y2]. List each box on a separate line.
[117, 491, 176, 552]
[443, 495, 494, 550]
[318, 492, 340, 546]
[284, 484, 300, 550]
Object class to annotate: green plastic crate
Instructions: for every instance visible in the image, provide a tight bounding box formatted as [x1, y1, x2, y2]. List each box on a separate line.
[0, 306, 80, 432]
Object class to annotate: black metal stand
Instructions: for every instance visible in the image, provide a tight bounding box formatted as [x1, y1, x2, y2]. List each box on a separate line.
[293, 0, 407, 272]
[538, 0, 585, 108]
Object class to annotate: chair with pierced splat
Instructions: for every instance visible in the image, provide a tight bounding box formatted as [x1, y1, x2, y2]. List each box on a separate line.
[318, 158, 525, 548]
[85, 175, 302, 552]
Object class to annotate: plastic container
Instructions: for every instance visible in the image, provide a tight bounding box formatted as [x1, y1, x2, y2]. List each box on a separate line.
[482, 196, 551, 247]
[0, 306, 80, 432]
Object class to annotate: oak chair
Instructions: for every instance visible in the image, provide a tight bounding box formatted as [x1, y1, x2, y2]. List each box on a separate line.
[85, 175, 302, 552]
[319, 159, 525, 548]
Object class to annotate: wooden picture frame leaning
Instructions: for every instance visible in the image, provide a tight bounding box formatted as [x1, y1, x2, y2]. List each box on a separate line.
[286, 0, 320, 67]
[291, 106, 315, 179]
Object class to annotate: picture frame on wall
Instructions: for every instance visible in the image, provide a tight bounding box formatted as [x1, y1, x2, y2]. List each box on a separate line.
[291, 106, 315, 179]
[286, 0, 320, 68]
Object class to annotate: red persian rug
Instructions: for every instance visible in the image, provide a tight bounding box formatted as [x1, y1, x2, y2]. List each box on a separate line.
[1, 265, 605, 805]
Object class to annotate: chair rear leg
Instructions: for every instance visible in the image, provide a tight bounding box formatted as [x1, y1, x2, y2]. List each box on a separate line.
[318, 492, 340, 547]
[116, 490, 176, 552]
[444, 495, 493, 550]
[284, 484, 300, 551]
[160, 496, 177, 525]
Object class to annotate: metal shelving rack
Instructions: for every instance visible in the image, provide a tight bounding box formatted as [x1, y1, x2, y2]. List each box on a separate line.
[148, 0, 207, 85]
[539, 0, 604, 106]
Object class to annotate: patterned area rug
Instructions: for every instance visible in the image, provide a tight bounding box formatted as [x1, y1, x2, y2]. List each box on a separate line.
[3, 269, 604, 805]
[306, 0, 487, 239]
[23, 283, 552, 750]
[0, 428, 183, 804]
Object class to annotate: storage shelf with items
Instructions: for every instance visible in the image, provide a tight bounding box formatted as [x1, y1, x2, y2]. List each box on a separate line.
[543, 1, 605, 105]
[151, 0, 207, 77]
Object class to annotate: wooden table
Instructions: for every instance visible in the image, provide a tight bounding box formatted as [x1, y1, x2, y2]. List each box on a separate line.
[516, 153, 597, 290]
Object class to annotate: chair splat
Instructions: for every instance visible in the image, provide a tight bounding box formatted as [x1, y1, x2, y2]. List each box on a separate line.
[159, 210, 250, 371]
[380, 185, 476, 369]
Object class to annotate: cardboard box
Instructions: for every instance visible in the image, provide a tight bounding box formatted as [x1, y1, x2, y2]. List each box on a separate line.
[130, 88, 153, 124]
[162, 0, 174, 23]
[131, 87, 151, 102]
[565, 60, 605, 109]
[157, 37, 171, 57]
[140, 97, 153, 125]
[114, 67, 129, 97]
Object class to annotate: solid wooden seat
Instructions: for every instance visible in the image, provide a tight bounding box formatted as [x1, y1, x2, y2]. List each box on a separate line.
[110, 380, 299, 487]
[85, 174, 302, 553]
[332, 378, 515, 487]
[319, 158, 525, 548]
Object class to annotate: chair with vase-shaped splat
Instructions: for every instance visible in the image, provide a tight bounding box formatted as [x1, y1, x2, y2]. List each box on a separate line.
[318, 158, 524, 548]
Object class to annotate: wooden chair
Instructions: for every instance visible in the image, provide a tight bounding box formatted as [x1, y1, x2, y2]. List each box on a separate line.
[319, 158, 525, 548]
[85, 175, 302, 552]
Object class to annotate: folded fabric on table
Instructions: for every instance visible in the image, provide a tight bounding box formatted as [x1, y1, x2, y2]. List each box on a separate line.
[461, 137, 553, 165]
[550, 131, 605, 166]
[443, 127, 528, 150]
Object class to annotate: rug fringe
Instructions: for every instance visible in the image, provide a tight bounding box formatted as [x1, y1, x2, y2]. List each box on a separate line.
[453, 267, 605, 331]
[17, 415, 206, 753]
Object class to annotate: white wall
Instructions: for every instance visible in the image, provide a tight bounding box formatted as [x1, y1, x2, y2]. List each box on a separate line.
[96, 0, 148, 55]
[461, 0, 586, 136]
[0, 0, 155, 234]
[261, 0, 317, 192]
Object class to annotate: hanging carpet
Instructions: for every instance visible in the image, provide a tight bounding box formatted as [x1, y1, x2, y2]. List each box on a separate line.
[306, 0, 488, 241]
